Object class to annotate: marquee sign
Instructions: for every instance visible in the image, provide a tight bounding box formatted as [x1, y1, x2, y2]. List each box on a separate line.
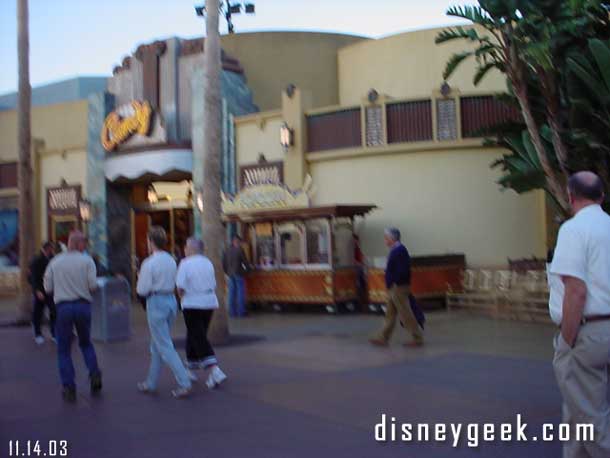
[222, 176, 313, 214]
[101, 101, 153, 151]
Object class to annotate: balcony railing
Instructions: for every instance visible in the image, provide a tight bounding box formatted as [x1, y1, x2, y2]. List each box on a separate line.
[305, 95, 522, 153]
[387, 100, 433, 144]
[306, 108, 361, 153]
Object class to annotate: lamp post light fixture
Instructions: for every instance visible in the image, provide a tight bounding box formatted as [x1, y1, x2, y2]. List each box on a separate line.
[280, 122, 294, 152]
[194, 1, 255, 33]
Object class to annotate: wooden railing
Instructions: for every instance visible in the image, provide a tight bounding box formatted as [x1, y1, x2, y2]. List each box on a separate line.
[306, 108, 362, 152]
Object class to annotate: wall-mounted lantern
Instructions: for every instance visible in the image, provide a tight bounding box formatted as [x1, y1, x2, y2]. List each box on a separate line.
[79, 199, 92, 222]
[196, 192, 204, 213]
[147, 185, 158, 204]
[280, 122, 294, 152]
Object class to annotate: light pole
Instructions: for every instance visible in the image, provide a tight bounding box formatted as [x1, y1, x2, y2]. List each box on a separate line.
[195, 1, 255, 34]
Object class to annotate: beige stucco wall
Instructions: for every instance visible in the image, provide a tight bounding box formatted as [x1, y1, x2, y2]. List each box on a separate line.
[0, 100, 89, 160]
[338, 27, 507, 105]
[221, 32, 367, 111]
[0, 100, 89, 243]
[309, 148, 546, 267]
[236, 113, 285, 167]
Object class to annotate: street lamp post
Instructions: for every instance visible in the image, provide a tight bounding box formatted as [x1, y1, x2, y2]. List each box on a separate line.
[195, 1, 255, 34]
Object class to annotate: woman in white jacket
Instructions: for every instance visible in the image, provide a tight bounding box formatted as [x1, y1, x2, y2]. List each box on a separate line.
[176, 237, 227, 389]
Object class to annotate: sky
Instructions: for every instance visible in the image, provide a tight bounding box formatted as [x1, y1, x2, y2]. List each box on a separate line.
[0, 0, 468, 94]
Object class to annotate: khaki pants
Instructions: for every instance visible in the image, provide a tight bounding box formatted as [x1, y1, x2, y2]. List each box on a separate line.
[553, 321, 610, 458]
[377, 285, 423, 343]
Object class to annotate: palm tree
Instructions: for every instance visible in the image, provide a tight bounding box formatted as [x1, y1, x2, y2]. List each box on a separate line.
[202, 0, 229, 344]
[16, 0, 35, 322]
[436, 1, 610, 215]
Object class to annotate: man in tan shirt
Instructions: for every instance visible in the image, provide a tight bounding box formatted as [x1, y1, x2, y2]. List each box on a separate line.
[44, 231, 101, 403]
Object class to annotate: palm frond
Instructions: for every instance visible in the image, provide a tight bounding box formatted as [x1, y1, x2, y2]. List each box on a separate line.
[443, 51, 474, 80]
[473, 62, 500, 85]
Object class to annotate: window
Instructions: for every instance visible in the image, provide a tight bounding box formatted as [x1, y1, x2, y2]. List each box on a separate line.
[277, 222, 304, 265]
[333, 219, 355, 267]
[252, 223, 276, 268]
[306, 219, 330, 265]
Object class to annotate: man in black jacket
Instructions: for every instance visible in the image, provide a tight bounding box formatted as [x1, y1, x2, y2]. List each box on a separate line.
[29, 241, 56, 344]
[370, 228, 424, 348]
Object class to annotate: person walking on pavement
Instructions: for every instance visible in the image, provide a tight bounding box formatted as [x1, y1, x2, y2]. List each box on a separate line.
[177, 237, 227, 389]
[369, 227, 424, 348]
[223, 234, 248, 317]
[29, 241, 56, 344]
[136, 226, 193, 398]
[549, 171, 610, 458]
[43, 231, 102, 402]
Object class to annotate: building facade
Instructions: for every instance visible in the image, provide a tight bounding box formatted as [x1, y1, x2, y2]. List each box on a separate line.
[0, 28, 550, 291]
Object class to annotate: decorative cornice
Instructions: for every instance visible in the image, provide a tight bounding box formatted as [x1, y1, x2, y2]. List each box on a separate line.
[179, 38, 244, 74]
[113, 56, 132, 75]
[135, 40, 167, 61]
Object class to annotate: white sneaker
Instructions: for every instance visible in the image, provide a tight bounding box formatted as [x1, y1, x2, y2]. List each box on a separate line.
[205, 366, 227, 389]
[34, 336, 45, 345]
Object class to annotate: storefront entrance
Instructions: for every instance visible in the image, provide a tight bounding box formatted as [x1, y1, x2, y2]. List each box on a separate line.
[132, 205, 194, 268]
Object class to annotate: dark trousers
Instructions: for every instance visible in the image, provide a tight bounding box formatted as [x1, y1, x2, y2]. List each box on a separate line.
[182, 309, 217, 368]
[32, 295, 56, 337]
[56, 300, 100, 389]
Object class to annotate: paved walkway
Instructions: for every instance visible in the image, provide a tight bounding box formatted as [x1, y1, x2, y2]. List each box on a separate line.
[0, 304, 563, 457]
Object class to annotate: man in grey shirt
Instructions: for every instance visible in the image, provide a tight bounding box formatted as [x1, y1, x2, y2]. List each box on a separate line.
[44, 231, 102, 402]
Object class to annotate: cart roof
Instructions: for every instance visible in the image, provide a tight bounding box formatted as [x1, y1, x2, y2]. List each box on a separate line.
[223, 204, 377, 223]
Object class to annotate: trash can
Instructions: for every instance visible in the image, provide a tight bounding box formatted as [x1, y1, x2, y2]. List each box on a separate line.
[91, 276, 131, 342]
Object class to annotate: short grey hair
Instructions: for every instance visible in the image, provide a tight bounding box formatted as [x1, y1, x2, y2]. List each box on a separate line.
[186, 237, 204, 254]
[384, 227, 401, 242]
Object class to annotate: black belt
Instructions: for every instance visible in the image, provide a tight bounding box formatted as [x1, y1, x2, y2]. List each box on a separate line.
[581, 314, 610, 325]
[150, 291, 174, 296]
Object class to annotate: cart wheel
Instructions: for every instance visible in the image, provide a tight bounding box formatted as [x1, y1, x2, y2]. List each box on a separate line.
[325, 305, 337, 314]
[272, 304, 283, 313]
[368, 304, 378, 313]
[345, 302, 356, 313]
[380, 305, 387, 314]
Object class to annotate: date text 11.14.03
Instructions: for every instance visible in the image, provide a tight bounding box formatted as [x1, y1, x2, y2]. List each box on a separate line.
[8, 440, 68, 457]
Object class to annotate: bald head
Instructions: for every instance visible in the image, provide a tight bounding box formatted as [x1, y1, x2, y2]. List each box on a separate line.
[568, 171, 604, 204]
[67, 231, 87, 252]
[185, 237, 204, 257]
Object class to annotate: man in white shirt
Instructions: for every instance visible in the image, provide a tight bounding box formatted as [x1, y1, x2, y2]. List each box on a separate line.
[176, 238, 227, 389]
[136, 226, 192, 398]
[549, 171, 610, 458]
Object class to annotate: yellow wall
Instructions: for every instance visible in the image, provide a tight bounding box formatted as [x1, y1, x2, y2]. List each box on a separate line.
[220, 32, 367, 111]
[0, 100, 89, 243]
[235, 112, 285, 166]
[0, 100, 89, 160]
[309, 148, 546, 267]
[338, 27, 506, 105]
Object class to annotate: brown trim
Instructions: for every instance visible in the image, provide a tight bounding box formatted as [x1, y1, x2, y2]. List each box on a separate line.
[224, 205, 377, 223]
[0, 162, 17, 189]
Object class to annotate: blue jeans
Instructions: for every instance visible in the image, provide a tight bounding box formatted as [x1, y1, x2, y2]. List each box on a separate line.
[55, 300, 100, 389]
[145, 294, 191, 390]
[228, 275, 245, 317]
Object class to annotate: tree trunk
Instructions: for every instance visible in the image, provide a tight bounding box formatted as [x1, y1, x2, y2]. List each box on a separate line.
[202, 0, 229, 344]
[16, 0, 35, 323]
